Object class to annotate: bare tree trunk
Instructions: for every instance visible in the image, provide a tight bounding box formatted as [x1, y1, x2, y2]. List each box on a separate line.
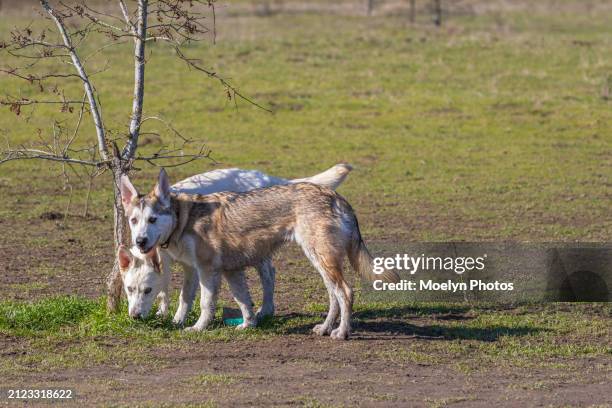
[107, 0, 149, 313]
[106, 167, 128, 312]
[432, 0, 442, 26]
[123, 0, 147, 159]
[410, 0, 416, 23]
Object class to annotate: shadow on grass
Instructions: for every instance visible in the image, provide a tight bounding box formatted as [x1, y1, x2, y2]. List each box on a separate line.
[352, 321, 543, 341]
[353, 304, 473, 320]
[268, 304, 546, 342]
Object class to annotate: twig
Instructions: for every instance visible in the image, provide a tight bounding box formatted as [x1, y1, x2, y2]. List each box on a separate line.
[0, 150, 107, 166]
[175, 47, 272, 112]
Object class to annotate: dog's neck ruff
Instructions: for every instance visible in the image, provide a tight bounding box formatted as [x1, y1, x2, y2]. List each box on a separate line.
[159, 203, 178, 249]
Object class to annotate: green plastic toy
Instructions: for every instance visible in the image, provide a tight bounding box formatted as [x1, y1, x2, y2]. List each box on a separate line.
[222, 307, 244, 326]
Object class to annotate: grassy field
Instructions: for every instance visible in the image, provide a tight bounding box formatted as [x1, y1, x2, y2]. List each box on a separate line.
[0, 1, 610, 406]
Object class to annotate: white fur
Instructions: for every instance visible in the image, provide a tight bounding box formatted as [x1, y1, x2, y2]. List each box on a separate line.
[169, 163, 352, 195]
[129, 205, 174, 253]
[122, 248, 163, 319]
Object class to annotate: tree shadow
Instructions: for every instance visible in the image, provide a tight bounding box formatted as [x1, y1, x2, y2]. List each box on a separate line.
[352, 320, 543, 342]
[353, 304, 473, 320]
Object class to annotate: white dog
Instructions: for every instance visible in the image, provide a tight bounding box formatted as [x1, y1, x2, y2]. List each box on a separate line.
[118, 164, 353, 323]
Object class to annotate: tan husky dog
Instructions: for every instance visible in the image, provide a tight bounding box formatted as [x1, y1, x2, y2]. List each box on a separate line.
[120, 169, 397, 339]
[119, 164, 352, 323]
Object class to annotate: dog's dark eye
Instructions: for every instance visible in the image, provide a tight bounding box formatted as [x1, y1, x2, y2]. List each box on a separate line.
[148, 217, 157, 224]
[130, 218, 138, 225]
[144, 287, 152, 295]
[127, 287, 134, 293]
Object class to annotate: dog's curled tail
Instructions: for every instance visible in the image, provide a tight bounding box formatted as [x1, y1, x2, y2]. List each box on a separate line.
[349, 234, 399, 284]
[291, 163, 353, 190]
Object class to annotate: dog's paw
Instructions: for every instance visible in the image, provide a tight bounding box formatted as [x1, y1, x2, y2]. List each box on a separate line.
[330, 327, 349, 340]
[172, 310, 188, 326]
[256, 306, 275, 321]
[312, 324, 332, 336]
[156, 309, 168, 318]
[235, 320, 257, 330]
[184, 325, 203, 332]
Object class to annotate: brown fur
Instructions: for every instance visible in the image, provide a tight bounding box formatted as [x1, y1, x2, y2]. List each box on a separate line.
[170, 183, 387, 277]
[159, 182, 397, 339]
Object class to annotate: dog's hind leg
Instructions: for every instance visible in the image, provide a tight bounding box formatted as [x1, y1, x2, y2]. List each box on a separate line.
[173, 263, 199, 326]
[256, 258, 275, 320]
[302, 236, 351, 340]
[185, 267, 222, 332]
[224, 270, 257, 330]
[301, 247, 339, 336]
[330, 278, 353, 340]
[312, 271, 340, 336]
[156, 250, 173, 317]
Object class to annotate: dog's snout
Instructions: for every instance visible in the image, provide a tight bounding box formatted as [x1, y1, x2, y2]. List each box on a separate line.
[135, 236, 148, 248]
[131, 312, 142, 320]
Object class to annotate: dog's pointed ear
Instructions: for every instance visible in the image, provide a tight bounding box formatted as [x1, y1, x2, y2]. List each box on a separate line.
[154, 168, 171, 208]
[117, 245, 133, 272]
[119, 175, 138, 212]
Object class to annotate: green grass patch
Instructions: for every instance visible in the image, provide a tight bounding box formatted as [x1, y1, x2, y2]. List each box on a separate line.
[190, 373, 237, 386]
[0, 295, 320, 341]
[0, 296, 98, 332]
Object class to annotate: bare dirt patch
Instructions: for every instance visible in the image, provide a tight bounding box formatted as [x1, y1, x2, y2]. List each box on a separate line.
[1, 332, 609, 407]
[1, 200, 610, 406]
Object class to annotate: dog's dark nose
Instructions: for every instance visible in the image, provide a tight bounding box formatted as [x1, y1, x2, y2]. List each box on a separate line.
[131, 312, 142, 320]
[135, 237, 148, 248]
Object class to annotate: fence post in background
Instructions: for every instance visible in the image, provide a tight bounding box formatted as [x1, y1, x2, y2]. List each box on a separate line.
[367, 0, 374, 16]
[432, 0, 442, 26]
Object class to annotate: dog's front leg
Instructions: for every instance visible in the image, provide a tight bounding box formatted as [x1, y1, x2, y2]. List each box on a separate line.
[173, 263, 199, 326]
[156, 250, 173, 318]
[185, 267, 222, 332]
[224, 270, 256, 329]
[256, 259, 275, 320]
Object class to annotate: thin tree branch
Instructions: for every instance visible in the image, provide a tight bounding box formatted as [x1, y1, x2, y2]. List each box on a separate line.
[135, 143, 211, 168]
[175, 47, 272, 112]
[0, 149, 107, 167]
[119, 0, 137, 36]
[64, 92, 88, 155]
[40, 0, 109, 162]
[0, 98, 88, 106]
[141, 115, 188, 141]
